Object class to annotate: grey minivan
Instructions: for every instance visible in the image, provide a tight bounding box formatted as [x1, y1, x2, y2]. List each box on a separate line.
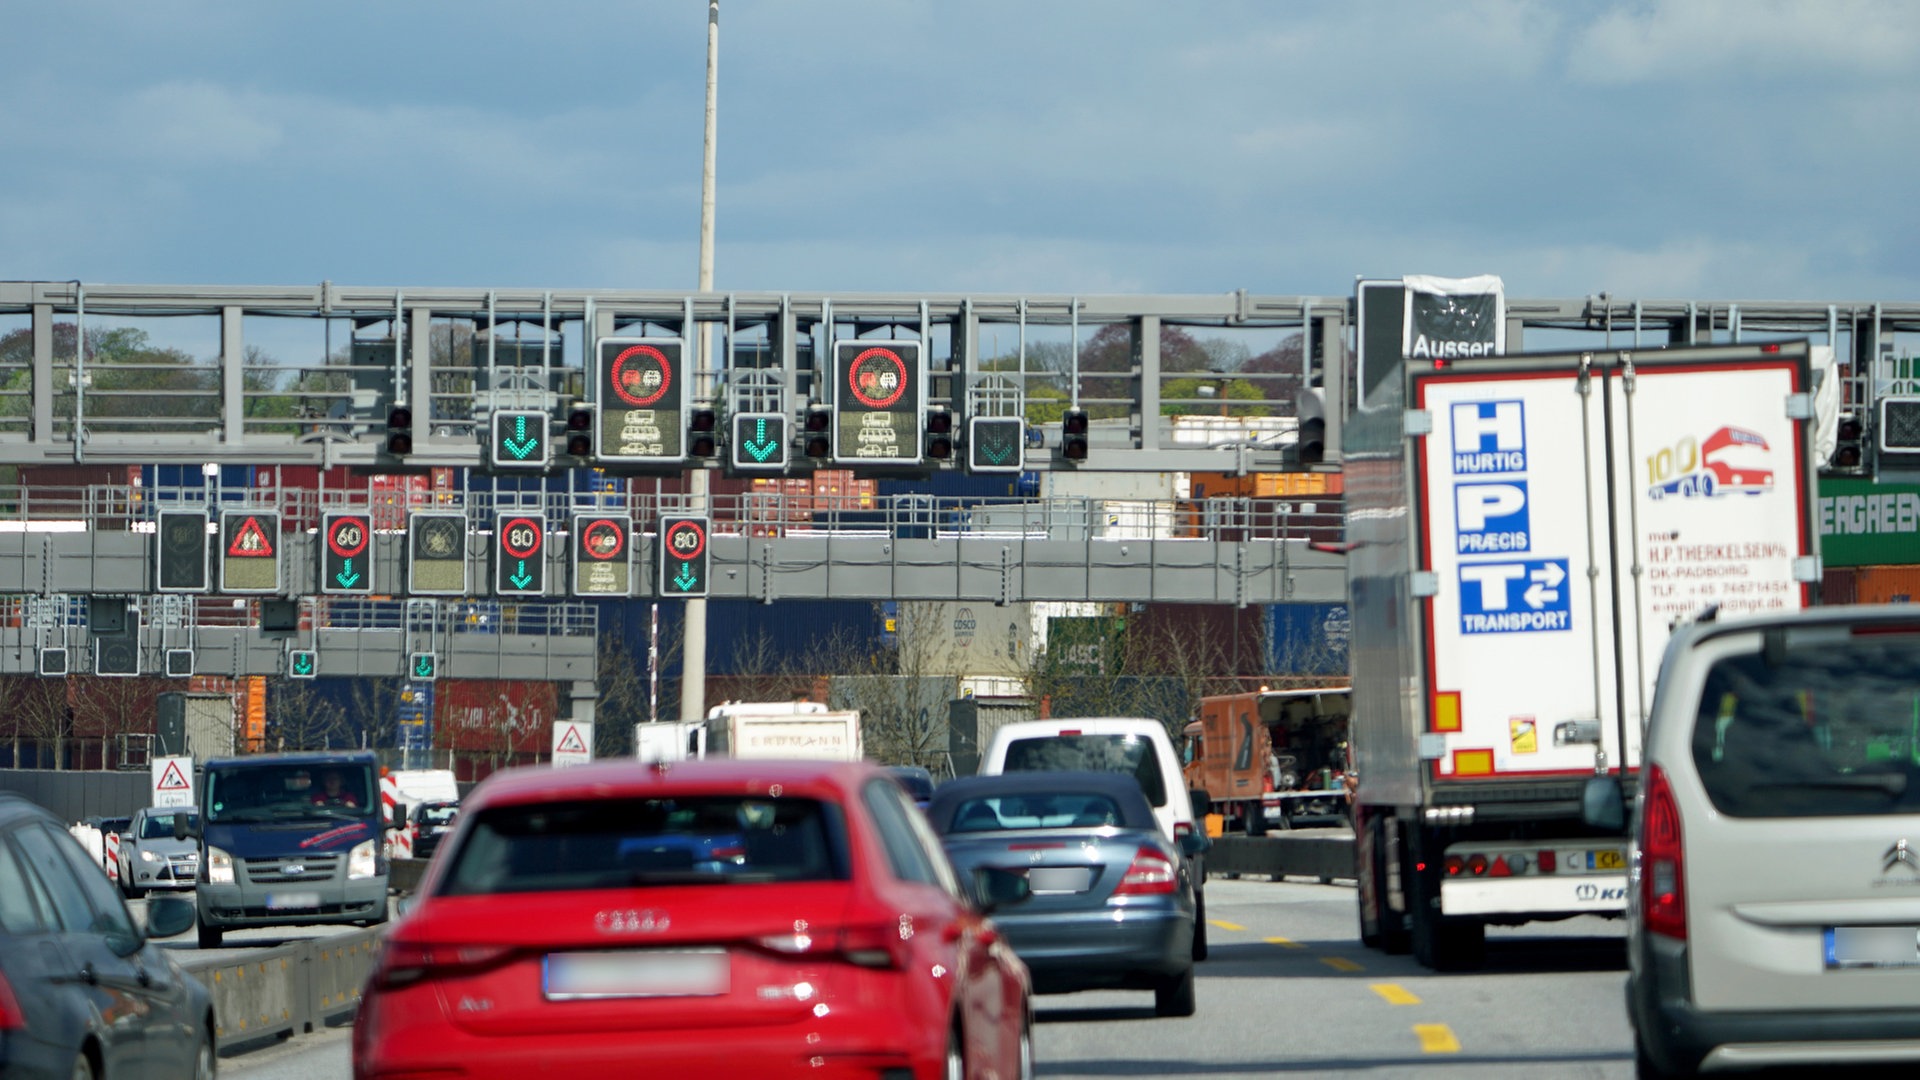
[1622, 604, 1920, 1077]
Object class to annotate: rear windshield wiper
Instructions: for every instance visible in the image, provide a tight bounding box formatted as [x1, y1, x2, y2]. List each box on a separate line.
[1754, 773, 1908, 796]
[623, 869, 769, 886]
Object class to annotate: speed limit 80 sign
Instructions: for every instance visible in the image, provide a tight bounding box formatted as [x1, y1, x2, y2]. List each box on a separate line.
[657, 516, 709, 599]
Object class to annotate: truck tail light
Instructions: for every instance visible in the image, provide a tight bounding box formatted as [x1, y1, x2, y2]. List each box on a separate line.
[1639, 764, 1687, 940]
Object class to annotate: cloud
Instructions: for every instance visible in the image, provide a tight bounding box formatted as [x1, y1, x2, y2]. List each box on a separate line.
[1570, 0, 1920, 83]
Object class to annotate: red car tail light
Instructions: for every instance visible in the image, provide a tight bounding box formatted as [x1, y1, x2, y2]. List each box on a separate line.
[1640, 763, 1687, 940]
[1114, 846, 1178, 896]
[834, 923, 908, 969]
[1537, 850, 1557, 873]
[0, 971, 23, 1030]
[370, 941, 517, 990]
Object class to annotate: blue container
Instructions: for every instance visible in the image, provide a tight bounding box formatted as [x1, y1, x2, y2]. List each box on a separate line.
[600, 598, 882, 677]
[1263, 603, 1351, 677]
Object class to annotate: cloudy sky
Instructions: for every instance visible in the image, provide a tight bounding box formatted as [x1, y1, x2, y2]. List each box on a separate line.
[4, 1, 1917, 304]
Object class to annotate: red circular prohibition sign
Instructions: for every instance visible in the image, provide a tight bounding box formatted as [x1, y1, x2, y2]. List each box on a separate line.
[846, 347, 909, 409]
[610, 345, 673, 408]
[581, 519, 625, 561]
[663, 520, 707, 562]
[500, 517, 544, 559]
[327, 516, 370, 559]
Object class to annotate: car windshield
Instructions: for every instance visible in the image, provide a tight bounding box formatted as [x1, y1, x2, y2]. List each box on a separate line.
[945, 792, 1126, 833]
[439, 796, 850, 896]
[419, 804, 458, 826]
[205, 763, 376, 823]
[1689, 632, 1920, 818]
[1002, 734, 1167, 807]
[141, 811, 198, 839]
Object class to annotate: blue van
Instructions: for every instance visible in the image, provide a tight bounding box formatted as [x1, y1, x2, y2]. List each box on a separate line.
[189, 751, 397, 948]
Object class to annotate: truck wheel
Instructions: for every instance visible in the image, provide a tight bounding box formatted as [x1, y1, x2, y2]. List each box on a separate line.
[1408, 857, 1484, 971]
[196, 920, 223, 950]
[1243, 805, 1266, 837]
[1358, 815, 1410, 954]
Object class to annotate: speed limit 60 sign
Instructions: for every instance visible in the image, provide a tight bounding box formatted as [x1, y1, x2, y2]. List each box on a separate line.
[320, 512, 375, 595]
[657, 516, 709, 599]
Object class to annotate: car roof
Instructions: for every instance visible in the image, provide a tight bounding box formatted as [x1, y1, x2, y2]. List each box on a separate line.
[928, 771, 1157, 830]
[0, 791, 56, 826]
[462, 757, 889, 811]
[203, 750, 377, 769]
[1674, 601, 1920, 648]
[989, 718, 1173, 741]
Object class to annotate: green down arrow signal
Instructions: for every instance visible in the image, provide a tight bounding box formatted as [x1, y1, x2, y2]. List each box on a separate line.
[983, 438, 1013, 464]
[744, 418, 778, 462]
[291, 653, 313, 675]
[674, 564, 699, 591]
[510, 560, 534, 589]
[413, 655, 434, 678]
[335, 557, 361, 588]
[503, 414, 539, 460]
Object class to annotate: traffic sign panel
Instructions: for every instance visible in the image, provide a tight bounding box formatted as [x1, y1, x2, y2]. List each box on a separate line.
[730, 413, 788, 471]
[489, 409, 552, 469]
[154, 510, 210, 593]
[834, 340, 923, 465]
[218, 511, 281, 594]
[288, 648, 318, 679]
[409, 652, 438, 681]
[597, 338, 687, 463]
[657, 515, 710, 599]
[494, 513, 548, 596]
[571, 514, 632, 597]
[407, 512, 469, 596]
[320, 512, 376, 595]
[967, 416, 1026, 473]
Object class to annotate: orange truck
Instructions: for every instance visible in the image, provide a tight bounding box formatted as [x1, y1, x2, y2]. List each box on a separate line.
[1181, 687, 1351, 835]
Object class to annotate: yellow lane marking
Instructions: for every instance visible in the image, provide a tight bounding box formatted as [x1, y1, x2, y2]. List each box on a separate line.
[1264, 936, 1305, 949]
[1414, 1024, 1461, 1053]
[1369, 983, 1421, 1005]
[1208, 919, 1246, 932]
[1319, 956, 1364, 973]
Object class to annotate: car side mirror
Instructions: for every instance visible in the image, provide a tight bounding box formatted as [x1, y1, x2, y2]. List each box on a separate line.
[1179, 830, 1212, 858]
[1581, 775, 1626, 832]
[172, 816, 196, 842]
[390, 805, 409, 831]
[1187, 788, 1213, 818]
[144, 894, 196, 939]
[971, 866, 1031, 913]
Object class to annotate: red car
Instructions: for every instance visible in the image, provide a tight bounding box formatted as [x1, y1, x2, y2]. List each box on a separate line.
[352, 758, 1033, 1080]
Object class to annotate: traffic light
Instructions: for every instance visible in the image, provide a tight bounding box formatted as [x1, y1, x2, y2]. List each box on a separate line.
[967, 416, 1026, 474]
[687, 405, 719, 459]
[730, 413, 788, 471]
[832, 340, 924, 464]
[489, 409, 551, 470]
[287, 648, 317, 680]
[803, 404, 832, 459]
[408, 652, 438, 682]
[164, 649, 195, 678]
[94, 630, 139, 677]
[657, 516, 710, 598]
[596, 337, 686, 463]
[1295, 387, 1327, 466]
[924, 407, 954, 461]
[385, 405, 413, 455]
[564, 403, 595, 458]
[1060, 408, 1090, 462]
[1829, 413, 1865, 471]
[37, 648, 67, 677]
[494, 513, 548, 596]
[154, 510, 209, 593]
[320, 512, 375, 595]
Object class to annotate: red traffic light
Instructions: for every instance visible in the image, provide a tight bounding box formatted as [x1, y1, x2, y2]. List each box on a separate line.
[385, 406, 414, 455]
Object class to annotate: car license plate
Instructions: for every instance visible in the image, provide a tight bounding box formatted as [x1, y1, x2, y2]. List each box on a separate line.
[265, 891, 321, 911]
[1027, 867, 1094, 894]
[1826, 927, 1920, 969]
[1587, 849, 1626, 871]
[544, 949, 729, 1000]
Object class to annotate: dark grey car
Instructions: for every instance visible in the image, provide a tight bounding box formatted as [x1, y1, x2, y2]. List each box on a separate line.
[0, 792, 213, 1079]
[929, 771, 1198, 1017]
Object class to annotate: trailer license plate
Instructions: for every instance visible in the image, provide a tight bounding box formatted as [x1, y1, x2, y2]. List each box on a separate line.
[544, 949, 729, 999]
[1826, 927, 1920, 969]
[1588, 849, 1626, 871]
[265, 891, 320, 910]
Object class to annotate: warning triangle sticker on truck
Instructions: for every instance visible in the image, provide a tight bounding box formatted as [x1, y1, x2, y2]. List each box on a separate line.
[555, 725, 589, 754]
[227, 516, 275, 557]
[156, 760, 191, 790]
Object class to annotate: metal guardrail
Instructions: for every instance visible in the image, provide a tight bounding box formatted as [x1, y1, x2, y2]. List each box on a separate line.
[178, 927, 381, 1054]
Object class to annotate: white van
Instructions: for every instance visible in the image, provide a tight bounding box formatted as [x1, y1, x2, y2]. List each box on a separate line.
[978, 717, 1212, 959]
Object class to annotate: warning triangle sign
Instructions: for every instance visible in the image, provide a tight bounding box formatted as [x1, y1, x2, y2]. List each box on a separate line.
[228, 516, 275, 557]
[555, 725, 588, 754]
[157, 760, 191, 791]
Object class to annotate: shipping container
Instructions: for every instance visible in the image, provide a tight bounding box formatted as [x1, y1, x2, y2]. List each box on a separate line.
[1848, 565, 1920, 604]
[1820, 566, 1859, 605]
[1263, 603, 1352, 677]
[1815, 475, 1920, 567]
[1189, 471, 1345, 499]
[1122, 604, 1266, 677]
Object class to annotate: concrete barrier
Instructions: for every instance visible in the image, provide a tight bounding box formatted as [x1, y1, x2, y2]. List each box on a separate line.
[1210, 831, 1356, 883]
[179, 927, 383, 1053]
[389, 858, 430, 894]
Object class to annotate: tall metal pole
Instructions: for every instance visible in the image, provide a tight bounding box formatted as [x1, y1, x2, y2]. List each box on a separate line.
[680, 0, 717, 728]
